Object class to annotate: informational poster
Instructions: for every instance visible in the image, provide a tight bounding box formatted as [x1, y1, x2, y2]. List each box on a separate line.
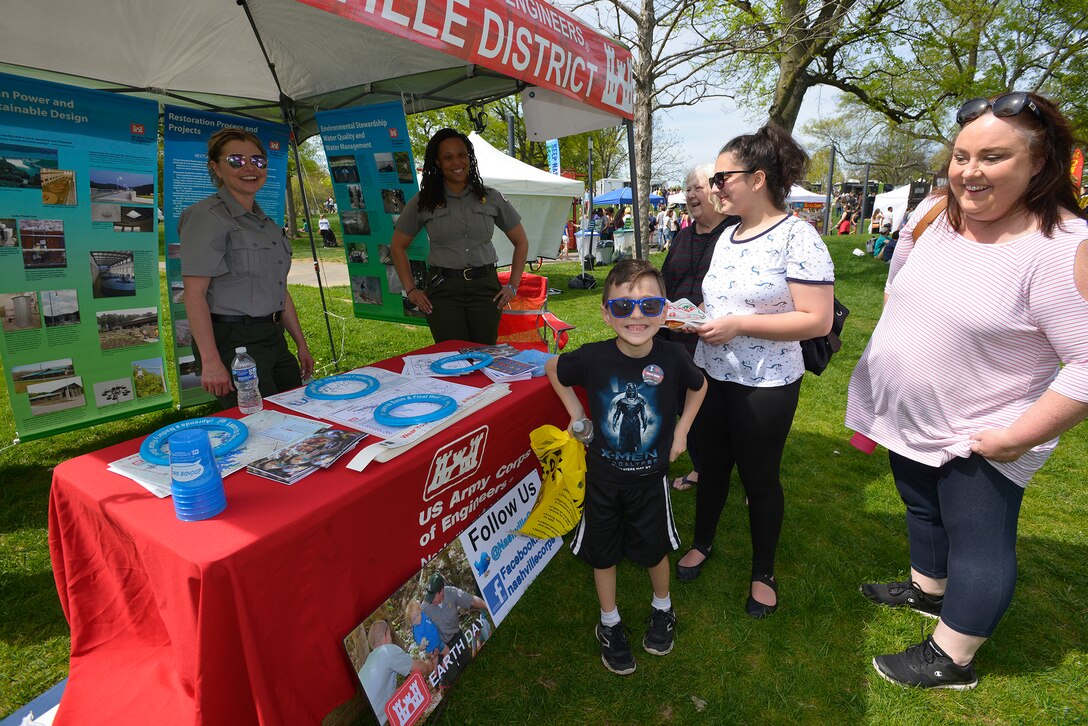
[343, 470, 559, 726]
[162, 106, 290, 407]
[0, 72, 168, 441]
[315, 103, 428, 326]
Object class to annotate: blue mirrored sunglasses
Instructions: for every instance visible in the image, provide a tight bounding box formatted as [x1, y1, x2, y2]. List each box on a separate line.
[605, 297, 666, 318]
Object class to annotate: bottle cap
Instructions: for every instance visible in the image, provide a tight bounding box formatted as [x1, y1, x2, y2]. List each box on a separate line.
[235, 346, 247, 354]
[572, 420, 585, 432]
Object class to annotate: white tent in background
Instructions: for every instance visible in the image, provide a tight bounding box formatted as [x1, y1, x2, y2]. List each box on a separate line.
[667, 191, 686, 206]
[785, 185, 825, 204]
[469, 133, 584, 264]
[873, 184, 911, 231]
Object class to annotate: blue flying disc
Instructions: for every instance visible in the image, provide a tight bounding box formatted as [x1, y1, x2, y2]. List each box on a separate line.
[140, 417, 248, 466]
[305, 373, 380, 400]
[429, 353, 493, 375]
[372, 394, 458, 427]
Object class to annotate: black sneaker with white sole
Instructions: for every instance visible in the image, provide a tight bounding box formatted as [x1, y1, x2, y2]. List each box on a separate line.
[596, 622, 636, 675]
[860, 580, 943, 618]
[643, 607, 676, 655]
[873, 636, 978, 690]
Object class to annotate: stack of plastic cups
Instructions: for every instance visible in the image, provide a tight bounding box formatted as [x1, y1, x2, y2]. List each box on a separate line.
[169, 429, 227, 521]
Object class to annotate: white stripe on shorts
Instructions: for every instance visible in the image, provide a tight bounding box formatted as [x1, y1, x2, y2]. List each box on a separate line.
[661, 474, 681, 550]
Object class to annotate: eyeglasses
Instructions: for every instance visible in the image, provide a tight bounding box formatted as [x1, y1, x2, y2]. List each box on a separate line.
[709, 169, 754, 189]
[223, 154, 268, 169]
[956, 92, 1041, 126]
[604, 297, 667, 318]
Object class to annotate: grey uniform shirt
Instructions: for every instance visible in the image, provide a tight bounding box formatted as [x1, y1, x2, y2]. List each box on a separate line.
[395, 185, 520, 268]
[179, 190, 292, 317]
[421, 586, 476, 644]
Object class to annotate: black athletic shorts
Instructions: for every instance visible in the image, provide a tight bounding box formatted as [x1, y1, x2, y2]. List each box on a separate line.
[569, 474, 680, 569]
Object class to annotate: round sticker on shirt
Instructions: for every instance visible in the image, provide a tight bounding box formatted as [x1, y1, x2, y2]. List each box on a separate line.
[642, 364, 664, 386]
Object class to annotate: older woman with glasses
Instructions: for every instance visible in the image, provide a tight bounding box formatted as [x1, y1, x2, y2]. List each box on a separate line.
[181, 127, 313, 407]
[658, 163, 737, 491]
[848, 92, 1088, 689]
[674, 125, 836, 619]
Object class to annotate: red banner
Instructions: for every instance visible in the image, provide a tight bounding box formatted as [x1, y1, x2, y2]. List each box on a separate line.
[299, 0, 634, 118]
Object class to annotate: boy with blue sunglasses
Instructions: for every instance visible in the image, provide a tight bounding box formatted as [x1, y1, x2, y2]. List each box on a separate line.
[545, 259, 707, 675]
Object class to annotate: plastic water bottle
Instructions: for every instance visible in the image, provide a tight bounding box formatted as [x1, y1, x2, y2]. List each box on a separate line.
[231, 346, 263, 414]
[571, 418, 594, 444]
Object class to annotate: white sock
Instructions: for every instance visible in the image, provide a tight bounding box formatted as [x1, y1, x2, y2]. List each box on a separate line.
[652, 593, 672, 611]
[600, 608, 621, 627]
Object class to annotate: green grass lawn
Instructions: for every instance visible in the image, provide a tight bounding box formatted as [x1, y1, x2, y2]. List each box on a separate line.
[1, 235, 1086, 722]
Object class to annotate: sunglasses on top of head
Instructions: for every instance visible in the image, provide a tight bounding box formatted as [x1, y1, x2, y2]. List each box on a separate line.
[223, 154, 268, 169]
[604, 297, 667, 318]
[709, 169, 755, 189]
[956, 92, 1042, 127]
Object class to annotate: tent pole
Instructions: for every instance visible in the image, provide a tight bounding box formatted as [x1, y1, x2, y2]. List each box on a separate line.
[624, 119, 642, 259]
[234, 0, 338, 369]
[283, 100, 339, 368]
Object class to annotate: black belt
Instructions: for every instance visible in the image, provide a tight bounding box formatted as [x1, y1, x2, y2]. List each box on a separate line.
[431, 264, 494, 280]
[211, 311, 283, 324]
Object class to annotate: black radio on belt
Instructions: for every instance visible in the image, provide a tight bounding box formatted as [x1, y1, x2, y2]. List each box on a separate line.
[430, 264, 493, 281]
[210, 311, 283, 324]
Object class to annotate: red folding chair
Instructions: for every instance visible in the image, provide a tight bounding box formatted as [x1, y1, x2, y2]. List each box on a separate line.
[497, 271, 575, 352]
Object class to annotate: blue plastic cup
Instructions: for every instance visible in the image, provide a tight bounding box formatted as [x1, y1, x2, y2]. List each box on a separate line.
[169, 429, 227, 521]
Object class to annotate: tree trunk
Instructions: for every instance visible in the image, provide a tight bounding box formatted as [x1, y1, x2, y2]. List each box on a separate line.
[633, 0, 657, 257]
[770, 42, 810, 132]
[285, 175, 298, 237]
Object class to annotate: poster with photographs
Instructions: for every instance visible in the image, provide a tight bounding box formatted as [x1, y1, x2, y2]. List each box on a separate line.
[0, 72, 168, 441]
[162, 105, 289, 407]
[343, 471, 558, 726]
[316, 102, 428, 326]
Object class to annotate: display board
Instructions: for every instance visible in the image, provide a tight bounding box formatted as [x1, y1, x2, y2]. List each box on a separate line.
[162, 106, 290, 406]
[0, 72, 168, 440]
[316, 102, 428, 325]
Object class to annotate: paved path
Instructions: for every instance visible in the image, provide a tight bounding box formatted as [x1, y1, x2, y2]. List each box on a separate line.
[289, 260, 350, 287]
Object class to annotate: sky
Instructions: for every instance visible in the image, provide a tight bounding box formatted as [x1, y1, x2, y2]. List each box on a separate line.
[654, 86, 843, 185]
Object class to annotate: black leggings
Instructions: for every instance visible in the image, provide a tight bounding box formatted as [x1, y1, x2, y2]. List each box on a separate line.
[692, 377, 801, 578]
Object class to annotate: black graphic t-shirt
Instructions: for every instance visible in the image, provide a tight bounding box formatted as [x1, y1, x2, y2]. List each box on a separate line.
[556, 338, 705, 486]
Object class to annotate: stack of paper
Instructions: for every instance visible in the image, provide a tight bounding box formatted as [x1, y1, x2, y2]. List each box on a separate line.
[459, 343, 518, 358]
[481, 348, 555, 382]
[109, 410, 331, 497]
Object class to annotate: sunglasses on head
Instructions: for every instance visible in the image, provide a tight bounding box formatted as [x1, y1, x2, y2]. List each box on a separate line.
[605, 297, 666, 318]
[709, 169, 755, 188]
[223, 154, 268, 169]
[956, 92, 1041, 126]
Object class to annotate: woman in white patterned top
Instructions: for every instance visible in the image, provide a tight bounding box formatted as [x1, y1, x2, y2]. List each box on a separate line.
[674, 124, 835, 620]
[848, 92, 1088, 690]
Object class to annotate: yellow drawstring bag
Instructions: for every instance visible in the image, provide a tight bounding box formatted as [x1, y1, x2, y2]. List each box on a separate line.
[516, 424, 587, 539]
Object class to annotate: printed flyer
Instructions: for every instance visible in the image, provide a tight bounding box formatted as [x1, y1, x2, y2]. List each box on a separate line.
[316, 102, 427, 326]
[0, 72, 168, 440]
[162, 105, 290, 406]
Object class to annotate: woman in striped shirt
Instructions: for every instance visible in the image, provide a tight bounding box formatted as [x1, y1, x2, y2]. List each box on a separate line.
[847, 92, 1088, 690]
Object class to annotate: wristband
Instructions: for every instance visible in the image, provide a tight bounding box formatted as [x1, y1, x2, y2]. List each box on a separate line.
[140, 417, 249, 466]
[406, 287, 417, 296]
[429, 352, 493, 375]
[373, 393, 458, 427]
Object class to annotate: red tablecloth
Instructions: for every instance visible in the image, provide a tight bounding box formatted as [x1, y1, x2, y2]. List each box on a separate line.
[48, 342, 566, 725]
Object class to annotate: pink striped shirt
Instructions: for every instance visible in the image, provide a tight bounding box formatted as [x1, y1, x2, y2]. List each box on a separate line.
[845, 195, 1088, 486]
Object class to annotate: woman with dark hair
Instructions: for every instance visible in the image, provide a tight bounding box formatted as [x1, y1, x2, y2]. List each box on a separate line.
[848, 92, 1088, 689]
[674, 124, 836, 620]
[181, 127, 314, 407]
[391, 128, 529, 344]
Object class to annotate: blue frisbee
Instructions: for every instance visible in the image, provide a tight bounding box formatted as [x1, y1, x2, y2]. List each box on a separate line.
[429, 353, 493, 375]
[372, 394, 458, 427]
[305, 373, 381, 400]
[140, 417, 249, 466]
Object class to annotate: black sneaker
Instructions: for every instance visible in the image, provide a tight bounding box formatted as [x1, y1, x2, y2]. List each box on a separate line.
[596, 622, 636, 675]
[860, 580, 943, 619]
[643, 607, 676, 655]
[873, 636, 978, 690]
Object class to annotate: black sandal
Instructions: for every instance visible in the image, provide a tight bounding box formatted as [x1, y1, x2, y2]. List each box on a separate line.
[676, 543, 711, 583]
[746, 572, 778, 619]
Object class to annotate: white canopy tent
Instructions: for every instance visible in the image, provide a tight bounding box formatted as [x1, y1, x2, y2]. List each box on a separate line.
[468, 132, 583, 263]
[786, 185, 826, 204]
[873, 184, 911, 231]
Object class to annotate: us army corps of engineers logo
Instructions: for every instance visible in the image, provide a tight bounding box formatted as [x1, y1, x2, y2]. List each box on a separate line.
[423, 426, 488, 501]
